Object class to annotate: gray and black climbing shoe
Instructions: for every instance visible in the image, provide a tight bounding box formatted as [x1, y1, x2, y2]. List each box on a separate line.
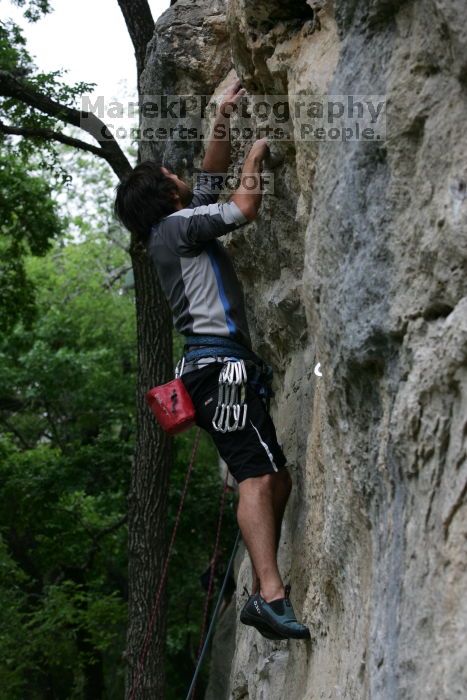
[240, 584, 311, 640]
[240, 586, 286, 640]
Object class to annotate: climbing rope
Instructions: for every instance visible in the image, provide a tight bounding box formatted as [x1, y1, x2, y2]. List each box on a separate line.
[129, 427, 201, 700]
[188, 467, 231, 700]
[185, 528, 241, 700]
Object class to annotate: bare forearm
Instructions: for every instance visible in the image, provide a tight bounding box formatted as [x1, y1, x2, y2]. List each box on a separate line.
[202, 79, 245, 173]
[230, 151, 264, 221]
[202, 114, 231, 173]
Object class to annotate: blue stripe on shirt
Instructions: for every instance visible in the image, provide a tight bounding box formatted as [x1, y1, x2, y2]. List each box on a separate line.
[205, 243, 237, 336]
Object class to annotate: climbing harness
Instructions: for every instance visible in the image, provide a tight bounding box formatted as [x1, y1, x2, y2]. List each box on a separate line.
[181, 334, 276, 413]
[128, 427, 241, 700]
[211, 358, 248, 432]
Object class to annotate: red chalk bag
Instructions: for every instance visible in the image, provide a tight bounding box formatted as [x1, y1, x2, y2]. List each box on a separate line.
[145, 358, 196, 436]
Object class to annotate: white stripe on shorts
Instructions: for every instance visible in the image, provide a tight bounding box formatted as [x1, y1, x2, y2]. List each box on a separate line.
[249, 418, 278, 472]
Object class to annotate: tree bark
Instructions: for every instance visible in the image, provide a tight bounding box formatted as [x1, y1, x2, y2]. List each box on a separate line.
[124, 238, 174, 699]
[116, 0, 155, 80]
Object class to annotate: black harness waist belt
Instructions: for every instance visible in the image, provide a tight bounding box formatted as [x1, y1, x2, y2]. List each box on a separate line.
[181, 334, 275, 409]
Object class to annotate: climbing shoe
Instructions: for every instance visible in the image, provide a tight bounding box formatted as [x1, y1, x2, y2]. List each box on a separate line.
[240, 586, 286, 640]
[240, 584, 311, 641]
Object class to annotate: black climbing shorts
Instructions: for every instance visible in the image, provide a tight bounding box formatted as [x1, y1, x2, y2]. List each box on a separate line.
[181, 362, 288, 484]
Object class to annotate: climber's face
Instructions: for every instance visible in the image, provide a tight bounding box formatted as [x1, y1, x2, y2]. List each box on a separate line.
[161, 166, 193, 208]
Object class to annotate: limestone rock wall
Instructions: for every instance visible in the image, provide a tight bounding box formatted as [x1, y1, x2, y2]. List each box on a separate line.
[142, 1, 467, 698]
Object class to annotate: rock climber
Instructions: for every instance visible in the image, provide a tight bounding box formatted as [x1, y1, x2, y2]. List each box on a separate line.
[114, 78, 310, 641]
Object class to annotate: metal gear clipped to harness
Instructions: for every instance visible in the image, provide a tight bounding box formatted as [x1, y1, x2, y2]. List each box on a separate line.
[212, 359, 248, 432]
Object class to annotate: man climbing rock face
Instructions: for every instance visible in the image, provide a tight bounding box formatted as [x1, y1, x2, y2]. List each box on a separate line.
[114, 79, 310, 641]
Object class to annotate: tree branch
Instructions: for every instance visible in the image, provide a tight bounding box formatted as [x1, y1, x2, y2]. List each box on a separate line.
[0, 120, 105, 157]
[0, 70, 132, 180]
[116, 0, 155, 78]
[101, 264, 133, 290]
[94, 514, 128, 542]
[0, 416, 32, 450]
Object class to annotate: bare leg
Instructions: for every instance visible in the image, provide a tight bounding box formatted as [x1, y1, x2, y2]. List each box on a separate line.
[251, 469, 292, 594]
[237, 470, 293, 602]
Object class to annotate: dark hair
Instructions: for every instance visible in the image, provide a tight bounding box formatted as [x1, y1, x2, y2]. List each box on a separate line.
[114, 161, 178, 244]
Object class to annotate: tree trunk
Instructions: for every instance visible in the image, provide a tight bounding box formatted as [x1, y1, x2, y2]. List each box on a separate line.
[124, 238, 173, 699]
[123, 2, 231, 695]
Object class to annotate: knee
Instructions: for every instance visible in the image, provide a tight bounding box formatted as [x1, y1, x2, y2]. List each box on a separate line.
[240, 470, 292, 494]
[241, 472, 277, 495]
[255, 473, 277, 492]
[257, 470, 292, 492]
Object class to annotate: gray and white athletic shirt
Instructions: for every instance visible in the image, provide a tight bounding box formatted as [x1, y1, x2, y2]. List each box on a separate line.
[147, 172, 253, 350]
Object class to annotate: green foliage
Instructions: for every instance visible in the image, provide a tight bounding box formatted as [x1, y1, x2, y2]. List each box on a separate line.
[0, 5, 237, 679]
[0, 7, 108, 374]
[0, 16, 96, 177]
[0, 147, 239, 696]
[0, 221, 134, 698]
[0, 18, 31, 72]
[9, 0, 52, 23]
[0, 150, 64, 333]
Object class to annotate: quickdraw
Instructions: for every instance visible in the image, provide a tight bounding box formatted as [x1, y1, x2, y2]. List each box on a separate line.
[212, 359, 248, 432]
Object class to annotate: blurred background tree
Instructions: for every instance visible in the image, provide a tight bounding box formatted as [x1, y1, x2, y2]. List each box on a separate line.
[0, 3, 239, 697]
[0, 144, 238, 699]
